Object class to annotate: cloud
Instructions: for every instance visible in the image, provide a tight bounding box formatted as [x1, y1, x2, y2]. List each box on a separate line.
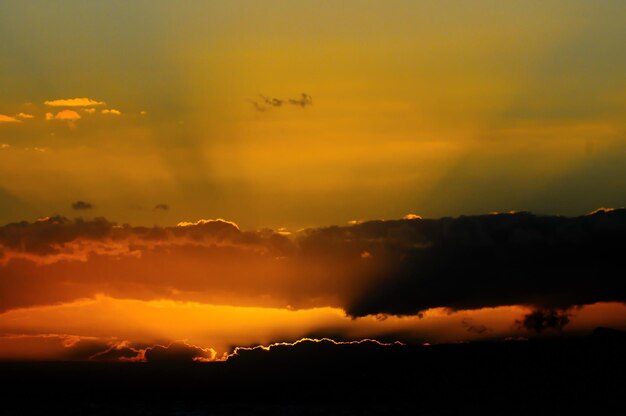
[342, 209, 626, 317]
[461, 318, 491, 335]
[83, 108, 96, 114]
[153, 203, 169, 211]
[89, 340, 143, 362]
[45, 110, 81, 122]
[288, 93, 313, 108]
[144, 341, 216, 363]
[16, 113, 34, 119]
[176, 218, 240, 230]
[101, 109, 121, 115]
[403, 214, 422, 220]
[248, 100, 267, 112]
[260, 95, 284, 107]
[249, 93, 312, 112]
[0, 114, 21, 123]
[0, 210, 625, 318]
[517, 309, 571, 333]
[225, 337, 402, 361]
[1, 144, 10, 149]
[44, 98, 105, 107]
[71, 200, 93, 210]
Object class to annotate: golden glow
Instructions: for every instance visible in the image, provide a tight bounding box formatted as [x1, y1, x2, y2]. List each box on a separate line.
[0, 296, 624, 361]
[1, 2, 625, 362]
[223, 338, 404, 361]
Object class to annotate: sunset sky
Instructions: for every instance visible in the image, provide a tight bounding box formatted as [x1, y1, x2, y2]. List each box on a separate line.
[0, 1, 625, 362]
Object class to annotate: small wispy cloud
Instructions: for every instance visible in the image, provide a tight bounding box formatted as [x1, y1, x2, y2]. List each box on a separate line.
[248, 100, 267, 112]
[16, 113, 34, 119]
[0, 114, 21, 123]
[289, 93, 313, 108]
[261, 95, 284, 107]
[249, 93, 313, 112]
[72, 200, 93, 210]
[44, 98, 105, 107]
[101, 109, 121, 115]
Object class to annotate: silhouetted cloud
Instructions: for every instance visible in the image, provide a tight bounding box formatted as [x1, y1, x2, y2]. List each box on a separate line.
[153, 203, 169, 211]
[260, 95, 283, 107]
[89, 341, 143, 362]
[517, 308, 571, 333]
[288, 93, 312, 108]
[248, 99, 267, 112]
[0, 210, 625, 318]
[342, 208, 626, 317]
[225, 338, 402, 361]
[249, 93, 312, 112]
[461, 318, 490, 335]
[71, 200, 93, 210]
[144, 341, 216, 363]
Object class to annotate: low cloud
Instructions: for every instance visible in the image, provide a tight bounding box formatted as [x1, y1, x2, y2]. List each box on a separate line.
[89, 340, 143, 362]
[461, 318, 491, 335]
[144, 341, 216, 363]
[153, 203, 169, 211]
[517, 309, 571, 333]
[0, 210, 625, 319]
[16, 113, 34, 120]
[44, 98, 105, 107]
[71, 201, 93, 210]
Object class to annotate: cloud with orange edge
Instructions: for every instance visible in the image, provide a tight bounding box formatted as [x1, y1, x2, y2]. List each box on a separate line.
[0, 114, 21, 123]
[101, 109, 121, 115]
[44, 98, 105, 107]
[45, 110, 81, 126]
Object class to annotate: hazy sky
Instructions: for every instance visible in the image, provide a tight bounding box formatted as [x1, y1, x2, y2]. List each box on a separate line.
[1, 0, 625, 230]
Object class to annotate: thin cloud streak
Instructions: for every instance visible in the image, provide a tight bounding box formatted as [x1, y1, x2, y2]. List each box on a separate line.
[44, 98, 105, 107]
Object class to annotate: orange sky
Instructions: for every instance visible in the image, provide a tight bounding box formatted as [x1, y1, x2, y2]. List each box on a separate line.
[1, 213, 625, 361]
[1, 1, 625, 361]
[1, 296, 624, 361]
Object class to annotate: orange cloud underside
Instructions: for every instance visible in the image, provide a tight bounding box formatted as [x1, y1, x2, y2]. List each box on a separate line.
[0, 297, 624, 361]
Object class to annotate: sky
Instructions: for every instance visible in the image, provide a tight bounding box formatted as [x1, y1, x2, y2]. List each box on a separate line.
[0, 1, 625, 361]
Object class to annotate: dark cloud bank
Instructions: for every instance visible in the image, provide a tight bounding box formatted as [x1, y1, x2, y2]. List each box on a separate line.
[0, 209, 625, 319]
[71, 200, 93, 210]
[3, 332, 626, 414]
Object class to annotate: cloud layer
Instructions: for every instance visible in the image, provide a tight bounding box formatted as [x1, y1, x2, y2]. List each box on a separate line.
[0, 209, 625, 318]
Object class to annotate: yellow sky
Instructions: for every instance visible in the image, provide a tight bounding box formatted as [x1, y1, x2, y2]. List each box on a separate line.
[0, 1, 624, 229]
